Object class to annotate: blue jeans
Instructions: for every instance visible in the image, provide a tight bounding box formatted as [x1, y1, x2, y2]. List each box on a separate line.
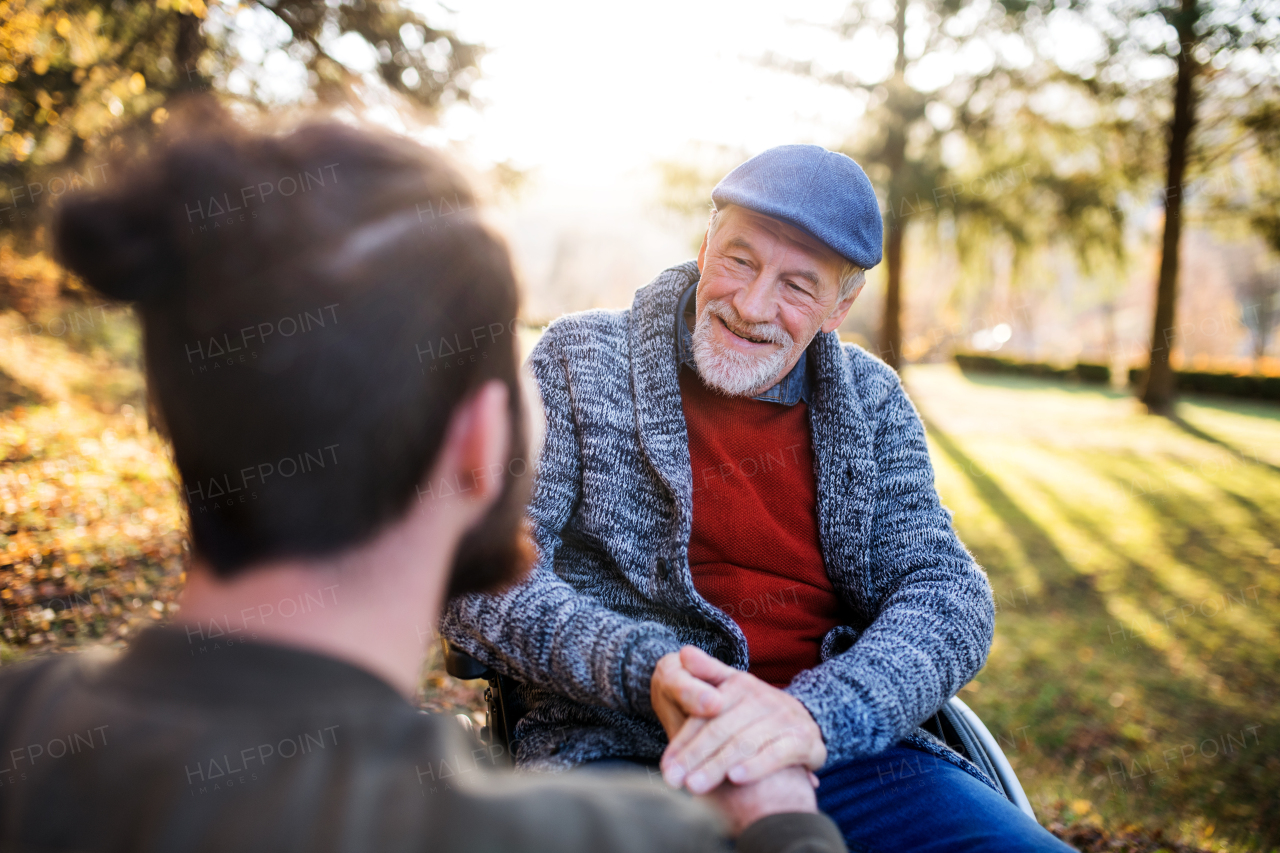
[816, 745, 1074, 852]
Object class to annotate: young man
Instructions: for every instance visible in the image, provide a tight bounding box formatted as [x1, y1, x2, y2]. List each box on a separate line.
[0, 107, 843, 853]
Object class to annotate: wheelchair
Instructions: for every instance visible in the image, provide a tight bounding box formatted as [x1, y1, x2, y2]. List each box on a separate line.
[441, 639, 1036, 820]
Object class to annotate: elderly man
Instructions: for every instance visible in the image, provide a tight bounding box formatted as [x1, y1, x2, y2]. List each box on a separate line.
[443, 145, 1071, 851]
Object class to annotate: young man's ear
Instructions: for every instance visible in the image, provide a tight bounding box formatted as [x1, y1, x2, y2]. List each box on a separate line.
[519, 364, 545, 466]
[431, 380, 510, 511]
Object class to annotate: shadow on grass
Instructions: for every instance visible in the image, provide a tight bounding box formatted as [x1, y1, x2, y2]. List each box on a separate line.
[921, 412, 1099, 609]
[1204, 480, 1280, 532]
[1082, 453, 1272, 595]
[918, 379, 1280, 846]
[955, 444, 1279, 846]
[1178, 394, 1280, 422]
[1035, 479, 1264, 667]
[1166, 414, 1280, 477]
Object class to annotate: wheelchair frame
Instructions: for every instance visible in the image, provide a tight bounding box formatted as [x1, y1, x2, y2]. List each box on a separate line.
[441, 639, 1035, 820]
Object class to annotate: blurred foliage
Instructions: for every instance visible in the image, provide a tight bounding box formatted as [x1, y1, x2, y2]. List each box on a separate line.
[1235, 124, 1280, 253]
[1046, 807, 1226, 853]
[1202, 94, 1280, 363]
[0, 307, 178, 657]
[763, 0, 1143, 368]
[0, 308, 486, 718]
[1080, 0, 1280, 411]
[418, 638, 487, 720]
[0, 0, 482, 247]
[1127, 364, 1280, 401]
[654, 142, 750, 251]
[0, 239, 64, 316]
[838, 0, 1137, 265]
[955, 352, 1113, 384]
[757, 0, 1280, 382]
[912, 363, 1280, 849]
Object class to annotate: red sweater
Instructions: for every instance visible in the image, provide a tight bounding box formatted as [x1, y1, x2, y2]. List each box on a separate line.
[679, 367, 842, 688]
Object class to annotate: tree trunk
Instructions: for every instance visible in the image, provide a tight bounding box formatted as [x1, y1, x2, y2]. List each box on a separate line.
[881, 220, 904, 368]
[174, 13, 207, 92]
[1141, 0, 1198, 414]
[877, 0, 909, 371]
[1253, 273, 1279, 366]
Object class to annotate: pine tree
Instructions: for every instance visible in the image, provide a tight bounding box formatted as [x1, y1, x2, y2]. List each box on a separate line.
[770, 0, 1132, 369]
[1081, 0, 1280, 412]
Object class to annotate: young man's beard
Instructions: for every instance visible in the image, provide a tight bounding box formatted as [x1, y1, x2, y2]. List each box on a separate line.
[691, 298, 797, 397]
[445, 433, 536, 600]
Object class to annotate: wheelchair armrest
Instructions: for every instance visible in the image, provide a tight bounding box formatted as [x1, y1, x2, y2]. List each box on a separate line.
[439, 639, 520, 757]
[941, 697, 1036, 821]
[441, 638, 494, 681]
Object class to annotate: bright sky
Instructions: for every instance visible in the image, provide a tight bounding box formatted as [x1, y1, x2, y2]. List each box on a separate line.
[295, 0, 1120, 312]
[209, 1, 1265, 340]
[382, 0, 900, 311]
[433, 0, 873, 187]
[219, 0, 1146, 191]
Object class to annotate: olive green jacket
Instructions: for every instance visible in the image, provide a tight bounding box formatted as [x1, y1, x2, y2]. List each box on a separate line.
[0, 627, 842, 853]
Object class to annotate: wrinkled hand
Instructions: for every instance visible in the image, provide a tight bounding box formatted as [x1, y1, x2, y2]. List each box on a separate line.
[697, 764, 818, 838]
[650, 647, 723, 740]
[661, 646, 826, 795]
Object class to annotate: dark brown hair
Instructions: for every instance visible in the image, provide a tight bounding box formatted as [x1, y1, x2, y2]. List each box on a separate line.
[54, 99, 531, 595]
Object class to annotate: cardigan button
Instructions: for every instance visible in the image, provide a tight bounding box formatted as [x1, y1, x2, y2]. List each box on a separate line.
[655, 558, 670, 580]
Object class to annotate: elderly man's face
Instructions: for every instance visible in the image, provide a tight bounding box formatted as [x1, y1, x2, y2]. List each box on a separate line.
[693, 205, 858, 397]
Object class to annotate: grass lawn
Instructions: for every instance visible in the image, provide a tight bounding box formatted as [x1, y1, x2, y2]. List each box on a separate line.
[2, 311, 1277, 850]
[907, 364, 1280, 851]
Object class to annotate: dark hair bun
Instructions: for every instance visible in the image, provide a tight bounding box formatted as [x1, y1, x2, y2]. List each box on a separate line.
[54, 193, 183, 304]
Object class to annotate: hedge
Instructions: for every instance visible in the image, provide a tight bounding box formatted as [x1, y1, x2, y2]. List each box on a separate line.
[954, 353, 1111, 385]
[1127, 368, 1280, 402]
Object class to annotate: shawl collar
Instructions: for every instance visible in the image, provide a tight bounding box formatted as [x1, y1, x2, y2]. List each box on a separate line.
[627, 261, 700, 548]
[806, 327, 877, 626]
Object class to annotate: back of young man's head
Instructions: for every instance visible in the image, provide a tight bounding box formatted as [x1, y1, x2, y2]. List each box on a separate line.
[54, 98, 531, 597]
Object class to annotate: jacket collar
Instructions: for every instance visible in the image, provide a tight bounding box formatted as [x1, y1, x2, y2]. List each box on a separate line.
[628, 262, 699, 541]
[806, 313, 876, 623]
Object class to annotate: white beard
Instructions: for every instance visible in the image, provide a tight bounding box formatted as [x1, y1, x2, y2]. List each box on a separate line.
[690, 298, 798, 397]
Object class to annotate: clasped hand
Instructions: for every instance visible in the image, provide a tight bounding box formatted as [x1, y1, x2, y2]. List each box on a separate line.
[650, 646, 826, 798]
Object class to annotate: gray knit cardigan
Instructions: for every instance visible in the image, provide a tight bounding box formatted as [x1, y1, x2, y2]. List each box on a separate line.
[441, 261, 996, 783]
